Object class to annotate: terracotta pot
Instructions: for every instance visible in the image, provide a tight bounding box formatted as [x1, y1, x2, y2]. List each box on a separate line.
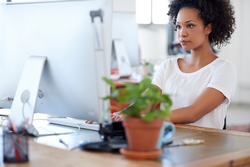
[122, 117, 163, 152]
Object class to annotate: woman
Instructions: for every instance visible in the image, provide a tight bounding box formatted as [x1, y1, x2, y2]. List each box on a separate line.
[112, 0, 237, 129]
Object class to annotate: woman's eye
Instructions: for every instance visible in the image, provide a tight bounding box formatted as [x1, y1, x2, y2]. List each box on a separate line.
[175, 25, 181, 30]
[187, 24, 194, 28]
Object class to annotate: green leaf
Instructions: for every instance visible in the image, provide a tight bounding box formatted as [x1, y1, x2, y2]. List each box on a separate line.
[121, 105, 140, 117]
[124, 82, 137, 90]
[111, 90, 119, 98]
[103, 96, 113, 100]
[140, 78, 152, 88]
[103, 77, 116, 92]
[142, 112, 155, 122]
[161, 104, 172, 117]
[161, 94, 172, 105]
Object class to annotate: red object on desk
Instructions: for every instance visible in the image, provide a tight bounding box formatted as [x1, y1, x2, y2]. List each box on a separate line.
[15, 147, 21, 161]
[111, 68, 119, 75]
[110, 101, 130, 114]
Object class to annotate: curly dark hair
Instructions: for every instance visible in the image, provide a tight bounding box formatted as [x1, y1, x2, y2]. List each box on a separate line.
[167, 0, 236, 49]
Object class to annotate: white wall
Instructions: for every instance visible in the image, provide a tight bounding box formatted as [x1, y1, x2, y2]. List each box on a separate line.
[113, 0, 135, 12]
[213, 0, 250, 103]
[138, 24, 167, 64]
[137, 0, 250, 104]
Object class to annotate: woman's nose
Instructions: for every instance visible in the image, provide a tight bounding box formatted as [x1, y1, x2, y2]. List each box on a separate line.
[179, 27, 187, 37]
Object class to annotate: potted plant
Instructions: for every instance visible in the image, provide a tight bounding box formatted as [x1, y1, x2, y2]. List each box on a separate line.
[140, 60, 150, 76]
[103, 77, 172, 152]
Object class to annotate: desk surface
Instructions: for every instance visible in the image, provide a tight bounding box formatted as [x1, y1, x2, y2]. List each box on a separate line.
[112, 77, 141, 88]
[2, 124, 250, 167]
[111, 75, 153, 88]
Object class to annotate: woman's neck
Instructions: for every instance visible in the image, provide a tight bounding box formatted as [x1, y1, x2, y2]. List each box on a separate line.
[178, 40, 218, 73]
[189, 39, 217, 66]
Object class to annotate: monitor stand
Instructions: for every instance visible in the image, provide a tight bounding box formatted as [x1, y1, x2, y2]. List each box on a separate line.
[80, 121, 127, 152]
[9, 56, 47, 128]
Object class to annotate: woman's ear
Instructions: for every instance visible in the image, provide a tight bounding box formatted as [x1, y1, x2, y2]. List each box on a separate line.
[206, 23, 212, 35]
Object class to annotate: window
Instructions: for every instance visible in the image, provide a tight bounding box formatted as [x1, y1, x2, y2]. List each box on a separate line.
[136, 0, 170, 24]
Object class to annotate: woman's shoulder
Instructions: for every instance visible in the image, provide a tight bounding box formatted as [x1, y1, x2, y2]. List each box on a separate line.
[154, 58, 178, 75]
[156, 58, 178, 72]
[210, 57, 237, 77]
[160, 57, 178, 66]
[215, 57, 236, 70]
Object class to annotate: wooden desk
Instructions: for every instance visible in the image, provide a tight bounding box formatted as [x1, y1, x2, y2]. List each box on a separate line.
[3, 124, 250, 167]
[112, 77, 141, 89]
[111, 75, 152, 89]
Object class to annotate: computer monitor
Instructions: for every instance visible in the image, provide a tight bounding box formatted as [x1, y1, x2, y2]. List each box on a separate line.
[0, 0, 112, 126]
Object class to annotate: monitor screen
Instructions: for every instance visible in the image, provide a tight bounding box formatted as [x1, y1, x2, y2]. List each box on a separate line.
[0, 0, 112, 125]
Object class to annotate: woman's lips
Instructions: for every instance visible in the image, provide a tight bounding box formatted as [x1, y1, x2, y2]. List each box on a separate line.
[181, 41, 189, 45]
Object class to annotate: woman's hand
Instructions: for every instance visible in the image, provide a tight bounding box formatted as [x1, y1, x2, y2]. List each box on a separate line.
[111, 112, 124, 121]
[85, 112, 124, 124]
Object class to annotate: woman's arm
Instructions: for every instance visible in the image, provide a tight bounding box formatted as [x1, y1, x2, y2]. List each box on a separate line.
[169, 87, 226, 124]
[110, 85, 226, 124]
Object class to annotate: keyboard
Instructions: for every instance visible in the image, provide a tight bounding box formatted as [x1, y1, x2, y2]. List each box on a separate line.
[47, 117, 100, 131]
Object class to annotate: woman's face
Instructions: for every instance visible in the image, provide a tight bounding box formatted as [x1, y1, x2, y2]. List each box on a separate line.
[176, 7, 211, 51]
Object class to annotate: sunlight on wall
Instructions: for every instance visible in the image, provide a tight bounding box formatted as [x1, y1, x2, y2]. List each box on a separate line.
[152, 0, 169, 24]
[136, 0, 169, 25]
[136, 0, 151, 24]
